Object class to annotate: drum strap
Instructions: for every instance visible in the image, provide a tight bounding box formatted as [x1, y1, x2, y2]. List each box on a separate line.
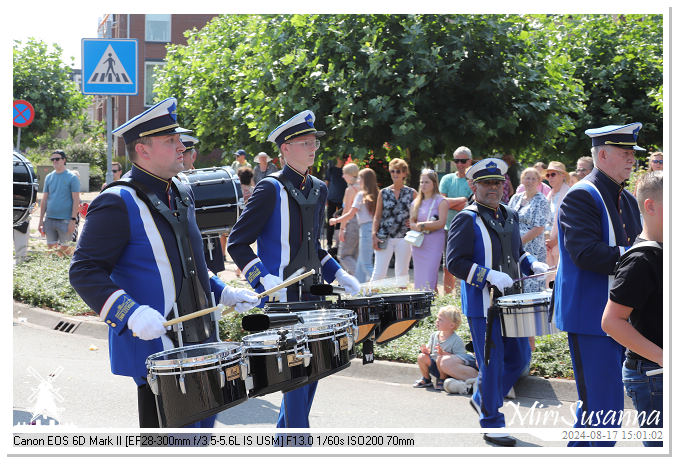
[103, 179, 214, 344]
[465, 203, 522, 294]
[266, 172, 323, 297]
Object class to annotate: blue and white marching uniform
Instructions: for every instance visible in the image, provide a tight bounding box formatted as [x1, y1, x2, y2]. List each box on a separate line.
[70, 164, 225, 427]
[554, 167, 642, 446]
[227, 164, 342, 429]
[447, 202, 535, 428]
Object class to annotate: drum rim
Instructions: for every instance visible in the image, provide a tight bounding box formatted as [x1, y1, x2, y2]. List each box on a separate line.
[292, 317, 349, 333]
[146, 341, 243, 369]
[496, 291, 552, 306]
[241, 328, 307, 348]
[295, 309, 356, 320]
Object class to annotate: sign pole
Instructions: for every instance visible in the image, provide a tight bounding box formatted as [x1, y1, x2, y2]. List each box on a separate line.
[106, 96, 113, 184]
[15, 127, 21, 152]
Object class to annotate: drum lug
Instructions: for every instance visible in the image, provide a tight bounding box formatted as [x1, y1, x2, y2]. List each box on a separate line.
[348, 332, 355, 351]
[333, 339, 340, 357]
[147, 374, 158, 396]
[219, 369, 226, 388]
[277, 354, 283, 374]
[179, 375, 187, 395]
[302, 348, 312, 367]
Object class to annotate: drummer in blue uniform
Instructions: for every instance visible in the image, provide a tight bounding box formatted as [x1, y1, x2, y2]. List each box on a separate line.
[227, 110, 360, 432]
[69, 97, 259, 428]
[446, 158, 549, 447]
[553, 123, 644, 446]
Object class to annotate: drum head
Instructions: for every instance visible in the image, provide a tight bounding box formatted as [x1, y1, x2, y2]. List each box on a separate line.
[242, 329, 305, 348]
[146, 342, 242, 371]
[294, 317, 348, 336]
[297, 309, 355, 323]
[496, 291, 551, 307]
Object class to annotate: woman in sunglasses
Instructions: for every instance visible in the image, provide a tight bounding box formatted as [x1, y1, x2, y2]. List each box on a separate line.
[371, 158, 416, 286]
[648, 152, 663, 172]
[544, 161, 570, 281]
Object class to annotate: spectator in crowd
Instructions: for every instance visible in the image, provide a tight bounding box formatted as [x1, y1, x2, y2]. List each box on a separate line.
[648, 151, 663, 171]
[38, 149, 80, 257]
[371, 158, 416, 286]
[409, 169, 449, 292]
[325, 155, 348, 250]
[503, 154, 522, 192]
[181, 135, 199, 170]
[508, 167, 551, 293]
[554, 123, 644, 446]
[237, 166, 255, 204]
[568, 171, 579, 186]
[253, 152, 278, 184]
[329, 163, 360, 275]
[516, 162, 552, 196]
[501, 172, 514, 203]
[544, 161, 570, 282]
[101, 161, 124, 191]
[601, 170, 663, 447]
[575, 156, 594, 180]
[414, 306, 477, 392]
[329, 168, 378, 283]
[14, 218, 30, 266]
[439, 146, 474, 294]
[230, 149, 251, 172]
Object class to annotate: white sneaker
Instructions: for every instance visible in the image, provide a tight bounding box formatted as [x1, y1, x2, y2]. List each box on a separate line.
[443, 378, 467, 394]
[505, 386, 516, 399]
[465, 377, 478, 395]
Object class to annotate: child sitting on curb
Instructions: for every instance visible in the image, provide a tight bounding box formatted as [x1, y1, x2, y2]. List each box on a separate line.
[413, 306, 478, 392]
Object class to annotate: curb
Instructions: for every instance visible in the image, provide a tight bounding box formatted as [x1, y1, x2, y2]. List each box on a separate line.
[14, 300, 613, 405]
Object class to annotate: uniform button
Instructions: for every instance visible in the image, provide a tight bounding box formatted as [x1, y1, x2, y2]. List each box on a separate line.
[623, 224, 626, 228]
[106, 320, 111, 324]
[110, 322, 116, 328]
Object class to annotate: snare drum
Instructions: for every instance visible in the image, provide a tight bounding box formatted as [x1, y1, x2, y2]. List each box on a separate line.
[374, 292, 434, 344]
[292, 317, 352, 382]
[335, 296, 382, 343]
[178, 167, 242, 233]
[295, 309, 357, 359]
[495, 291, 558, 338]
[146, 342, 248, 428]
[241, 329, 310, 397]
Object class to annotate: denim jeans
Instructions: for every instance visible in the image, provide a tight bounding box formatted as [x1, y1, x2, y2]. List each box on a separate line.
[622, 357, 663, 447]
[354, 222, 374, 283]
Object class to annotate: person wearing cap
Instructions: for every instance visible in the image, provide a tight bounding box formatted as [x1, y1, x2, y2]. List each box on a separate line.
[180, 134, 199, 170]
[553, 123, 644, 446]
[446, 158, 549, 447]
[253, 151, 278, 184]
[230, 149, 251, 173]
[543, 161, 570, 282]
[227, 109, 360, 432]
[69, 97, 259, 428]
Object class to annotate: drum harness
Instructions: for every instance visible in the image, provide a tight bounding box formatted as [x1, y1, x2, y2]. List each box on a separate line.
[464, 203, 522, 366]
[266, 172, 323, 300]
[103, 178, 216, 347]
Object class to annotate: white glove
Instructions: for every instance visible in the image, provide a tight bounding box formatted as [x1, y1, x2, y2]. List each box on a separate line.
[486, 269, 514, 290]
[127, 305, 168, 340]
[260, 273, 286, 302]
[336, 269, 360, 295]
[220, 287, 260, 313]
[531, 261, 550, 274]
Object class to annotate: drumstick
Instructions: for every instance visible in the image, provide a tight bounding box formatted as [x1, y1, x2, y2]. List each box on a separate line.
[513, 267, 557, 283]
[161, 268, 316, 328]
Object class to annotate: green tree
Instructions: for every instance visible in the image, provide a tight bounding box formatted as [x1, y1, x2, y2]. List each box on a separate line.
[13, 39, 93, 149]
[546, 14, 663, 161]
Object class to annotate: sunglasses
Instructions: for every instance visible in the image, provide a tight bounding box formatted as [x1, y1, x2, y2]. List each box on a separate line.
[651, 160, 663, 164]
[389, 169, 402, 174]
[453, 158, 470, 164]
[545, 172, 561, 178]
[112, 169, 121, 173]
[50, 157, 64, 162]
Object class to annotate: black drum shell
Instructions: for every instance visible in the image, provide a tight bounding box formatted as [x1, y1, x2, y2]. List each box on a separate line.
[179, 167, 242, 233]
[304, 328, 351, 383]
[245, 346, 309, 397]
[373, 292, 433, 344]
[13, 152, 38, 225]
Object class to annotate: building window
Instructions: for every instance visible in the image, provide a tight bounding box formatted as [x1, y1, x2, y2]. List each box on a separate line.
[145, 14, 171, 42]
[144, 61, 166, 107]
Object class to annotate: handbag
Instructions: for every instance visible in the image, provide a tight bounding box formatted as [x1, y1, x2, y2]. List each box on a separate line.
[404, 196, 438, 248]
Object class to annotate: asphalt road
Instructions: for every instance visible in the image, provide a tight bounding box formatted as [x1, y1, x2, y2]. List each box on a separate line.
[12, 320, 646, 450]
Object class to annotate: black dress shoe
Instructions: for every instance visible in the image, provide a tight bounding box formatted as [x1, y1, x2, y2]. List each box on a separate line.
[483, 433, 516, 447]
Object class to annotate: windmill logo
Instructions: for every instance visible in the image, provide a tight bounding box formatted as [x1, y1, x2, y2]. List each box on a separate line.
[26, 366, 65, 424]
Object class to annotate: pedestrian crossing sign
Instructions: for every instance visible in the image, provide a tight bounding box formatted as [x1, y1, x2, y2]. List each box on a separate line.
[81, 38, 138, 95]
